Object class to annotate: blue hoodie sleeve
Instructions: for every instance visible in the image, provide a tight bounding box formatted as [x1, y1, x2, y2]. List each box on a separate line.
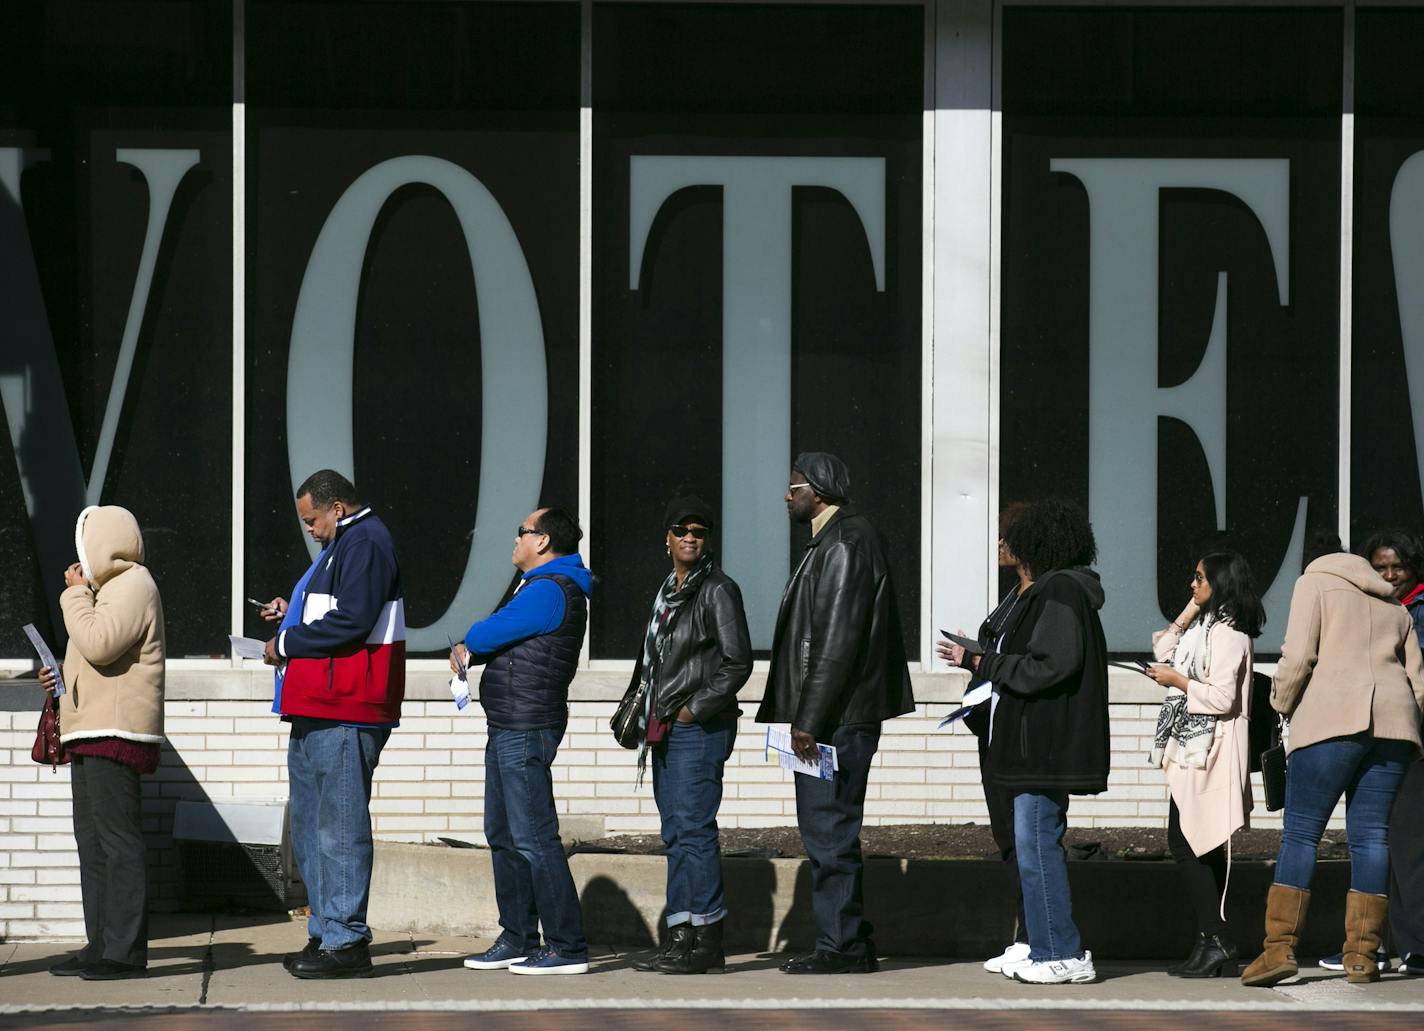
[464, 579, 566, 659]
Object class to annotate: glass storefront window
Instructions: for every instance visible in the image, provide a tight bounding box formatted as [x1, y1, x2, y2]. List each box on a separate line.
[1001, 6, 1342, 654]
[0, 0, 232, 656]
[590, 1, 924, 657]
[243, 1, 580, 654]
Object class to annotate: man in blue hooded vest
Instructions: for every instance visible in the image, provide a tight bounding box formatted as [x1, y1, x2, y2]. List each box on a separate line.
[450, 506, 592, 975]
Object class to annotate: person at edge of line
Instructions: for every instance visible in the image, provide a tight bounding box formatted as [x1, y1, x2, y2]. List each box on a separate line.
[1241, 531, 1424, 988]
[451, 507, 593, 976]
[757, 452, 916, 975]
[1363, 529, 1424, 978]
[941, 498, 1109, 985]
[945, 501, 1031, 975]
[259, 469, 407, 980]
[41, 506, 165, 981]
[627, 493, 753, 976]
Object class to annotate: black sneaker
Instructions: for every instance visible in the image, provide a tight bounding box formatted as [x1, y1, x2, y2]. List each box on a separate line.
[289, 941, 374, 979]
[49, 955, 92, 977]
[780, 949, 878, 974]
[79, 959, 146, 980]
[284, 937, 322, 972]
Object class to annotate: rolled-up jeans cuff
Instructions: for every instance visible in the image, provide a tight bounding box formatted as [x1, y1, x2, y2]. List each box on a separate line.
[666, 911, 692, 927]
[688, 908, 727, 927]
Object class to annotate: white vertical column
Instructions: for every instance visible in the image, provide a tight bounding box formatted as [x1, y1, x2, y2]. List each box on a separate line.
[1338, 2, 1355, 548]
[918, 1, 937, 667]
[578, 0, 593, 666]
[929, 0, 996, 661]
[230, 0, 247, 660]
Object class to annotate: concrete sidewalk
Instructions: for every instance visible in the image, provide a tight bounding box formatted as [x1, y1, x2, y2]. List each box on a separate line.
[2, 915, 1423, 1015]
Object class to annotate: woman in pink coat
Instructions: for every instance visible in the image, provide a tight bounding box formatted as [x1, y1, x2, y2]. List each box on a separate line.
[1145, 552, 1264, 978]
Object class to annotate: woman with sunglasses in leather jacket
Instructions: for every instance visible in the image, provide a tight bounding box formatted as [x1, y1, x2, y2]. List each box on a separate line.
[628, 494, 752, 976]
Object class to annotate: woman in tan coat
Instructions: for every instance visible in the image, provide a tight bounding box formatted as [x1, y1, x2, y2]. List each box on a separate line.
[1241, 544, 1424, 988]
[39, 505, 165, 981]
[1146, 552, 1263, 978]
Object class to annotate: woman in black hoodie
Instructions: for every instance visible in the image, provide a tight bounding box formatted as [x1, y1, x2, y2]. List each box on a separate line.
[942, 499, 1109, 985]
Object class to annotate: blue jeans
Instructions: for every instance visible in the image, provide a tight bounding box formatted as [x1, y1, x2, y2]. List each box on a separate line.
[1276, 733, 1414, 894]
[1013, 790, 1084, 962]
[794, 723, 880, 956]
[287, 718, 390, 950]
[652, 716, 737, 926]
[485, 724, 587, 958]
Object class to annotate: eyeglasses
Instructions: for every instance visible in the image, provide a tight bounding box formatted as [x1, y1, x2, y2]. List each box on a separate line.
[787, 482, 814, 493]
[516, 525, 544, 538]
[669, 525, 709, 540]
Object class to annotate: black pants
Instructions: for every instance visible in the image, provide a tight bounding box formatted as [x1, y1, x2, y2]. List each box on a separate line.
[1167, 798, 1229, 941]
[1389, 757, 1424, 960]
[980, 741, 1027, 945]
[72, 754, 149, 967]
[794, 723, 880, 956]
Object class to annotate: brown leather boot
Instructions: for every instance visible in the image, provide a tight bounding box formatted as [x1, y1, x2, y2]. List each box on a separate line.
[1342, 890, 1389, 984]
[1241, 883, 1311, 987]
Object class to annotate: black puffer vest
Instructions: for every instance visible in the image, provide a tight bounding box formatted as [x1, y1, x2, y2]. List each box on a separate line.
[477, 573, 587, 731]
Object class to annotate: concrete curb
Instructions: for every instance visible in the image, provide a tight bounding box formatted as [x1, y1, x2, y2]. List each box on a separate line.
[368, 842, 1356, 959]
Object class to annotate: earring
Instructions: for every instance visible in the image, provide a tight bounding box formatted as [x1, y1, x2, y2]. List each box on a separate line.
[666, 544, 671, 556]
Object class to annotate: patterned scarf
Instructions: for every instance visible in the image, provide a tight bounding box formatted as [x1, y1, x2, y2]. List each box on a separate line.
[1149, 615, 1219, 770]
[633, 553, 715, 776]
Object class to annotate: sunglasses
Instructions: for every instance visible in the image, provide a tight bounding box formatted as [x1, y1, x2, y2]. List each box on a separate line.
[516, 525, 544, 538]
[669, 525, 709, 540]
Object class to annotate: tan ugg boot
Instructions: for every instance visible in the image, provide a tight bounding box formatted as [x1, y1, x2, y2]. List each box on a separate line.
[1342, 889, 1389, 983]
[1241, 883, 1311, 987]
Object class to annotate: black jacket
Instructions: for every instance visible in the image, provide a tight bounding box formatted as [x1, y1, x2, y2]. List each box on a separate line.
[979, 567, 1110, 795]
[626, 569, 753, 724]
[757, 507, 915, 738]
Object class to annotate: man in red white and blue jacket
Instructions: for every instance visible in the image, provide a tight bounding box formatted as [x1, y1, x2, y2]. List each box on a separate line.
[261, 469, 404, 979]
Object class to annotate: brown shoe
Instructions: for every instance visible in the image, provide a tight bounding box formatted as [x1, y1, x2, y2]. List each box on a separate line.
[1241, 883, 1310, 987]
[1342, 890, 1389, 984]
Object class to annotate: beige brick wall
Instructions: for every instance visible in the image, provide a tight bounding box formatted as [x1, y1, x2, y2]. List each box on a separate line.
[0, 668, 1335, 941]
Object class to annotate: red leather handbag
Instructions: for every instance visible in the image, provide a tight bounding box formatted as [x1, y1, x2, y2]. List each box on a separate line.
[31, 697, 69, 770]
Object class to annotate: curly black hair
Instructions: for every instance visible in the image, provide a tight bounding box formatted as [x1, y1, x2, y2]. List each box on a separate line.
[1001, 498, 1097, 578]
[1359, 528, 1424, 579]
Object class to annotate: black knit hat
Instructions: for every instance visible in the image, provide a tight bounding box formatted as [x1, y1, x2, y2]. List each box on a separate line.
[663, 494, 715, 530]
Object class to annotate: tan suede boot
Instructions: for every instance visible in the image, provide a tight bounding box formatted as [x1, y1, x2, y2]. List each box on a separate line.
[1342, 889, 1389, 983]
[1241, 883, 1311, 987]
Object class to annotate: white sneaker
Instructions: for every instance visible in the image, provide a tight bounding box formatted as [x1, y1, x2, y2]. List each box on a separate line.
[1001, 952, 1036, 979]
[984, 942, 1032, 974]
[1012, 950, 1097, 984]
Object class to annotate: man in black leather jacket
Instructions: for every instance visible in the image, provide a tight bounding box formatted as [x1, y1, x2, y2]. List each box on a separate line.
[757, 452, 915, 974]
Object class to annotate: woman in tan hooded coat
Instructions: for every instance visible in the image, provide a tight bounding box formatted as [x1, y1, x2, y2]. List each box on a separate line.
[40, 505, 165, 981]
[1241, 542, 1424, 988]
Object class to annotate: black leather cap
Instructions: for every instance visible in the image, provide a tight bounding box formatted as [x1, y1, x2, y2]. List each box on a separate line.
[793, 451, 851, 503]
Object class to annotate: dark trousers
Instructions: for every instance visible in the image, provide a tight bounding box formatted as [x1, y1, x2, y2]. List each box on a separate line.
[1167, 799, 1229, 940]
[794, 723, 880, 956]
[485, 724, 587, 958]
[1390, 757, 1424, 960]
[71, 754, 148, 967]
[981, 742, 1027, 945]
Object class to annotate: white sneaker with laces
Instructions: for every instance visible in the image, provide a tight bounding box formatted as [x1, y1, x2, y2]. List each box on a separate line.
[984, 942, 1032, 974]
[1012, 950, 1097, 984]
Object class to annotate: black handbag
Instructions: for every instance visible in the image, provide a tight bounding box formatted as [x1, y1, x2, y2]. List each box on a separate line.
[1259, 716, 1287, 812]
[610, 666, 649, 750]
